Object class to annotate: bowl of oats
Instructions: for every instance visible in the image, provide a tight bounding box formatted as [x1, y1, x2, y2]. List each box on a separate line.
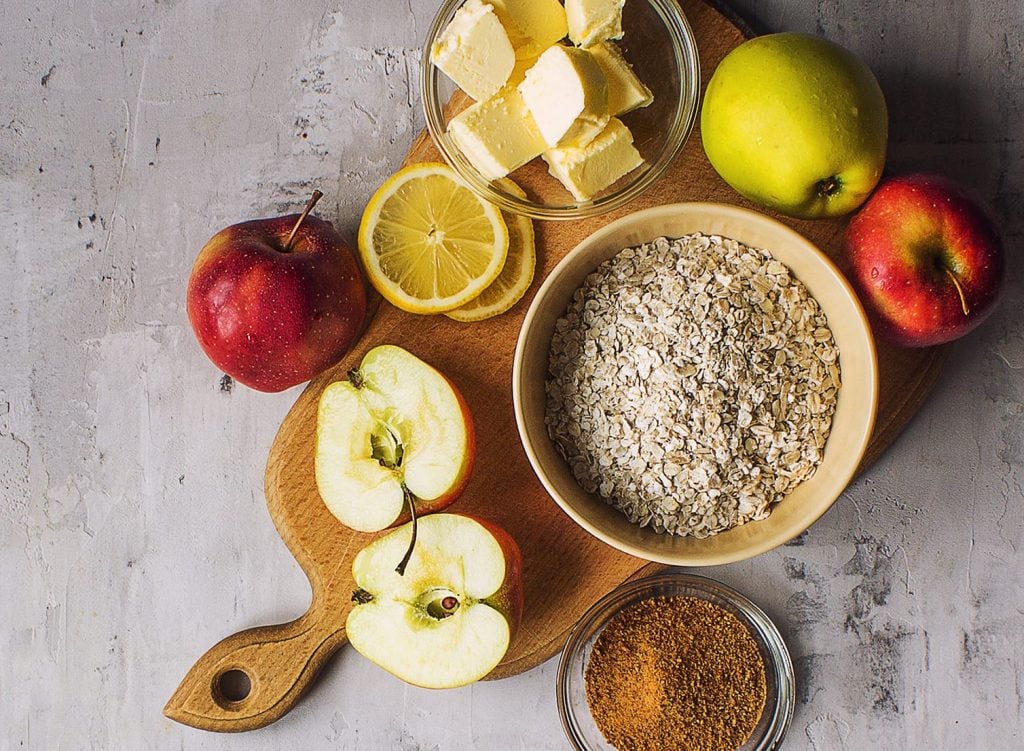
[513, 203, 878, 565]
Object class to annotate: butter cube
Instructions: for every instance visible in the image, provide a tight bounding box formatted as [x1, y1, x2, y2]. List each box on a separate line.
[489, 0, 568, 57]
[508, 50, 541, 87]
[565, 0, 625, 47]
[518, 45, 609, 148]
[543, 118, 644, 200]
[431, 0, 516, 102]
[448, 88, 547, 180]
[589, 41, 653, 115]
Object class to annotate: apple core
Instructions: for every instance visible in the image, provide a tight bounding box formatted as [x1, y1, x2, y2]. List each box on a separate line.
[422, 589, 462, 620]
[315, 345, 475, 534]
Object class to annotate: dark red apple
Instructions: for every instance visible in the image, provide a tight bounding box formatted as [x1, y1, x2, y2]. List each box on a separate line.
[187, 192, 367, 392]
[844, 174, 1004, 347]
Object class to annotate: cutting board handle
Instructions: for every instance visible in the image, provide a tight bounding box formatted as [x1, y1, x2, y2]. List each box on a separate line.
[163, 604, 347, 732]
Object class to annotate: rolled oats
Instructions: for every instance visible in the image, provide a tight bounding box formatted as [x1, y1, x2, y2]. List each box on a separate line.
[544, 233, 840, 538]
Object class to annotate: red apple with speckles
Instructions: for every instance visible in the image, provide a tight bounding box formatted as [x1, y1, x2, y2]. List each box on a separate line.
[186, 192, 367, 392]
[844, 174, 1004, 347]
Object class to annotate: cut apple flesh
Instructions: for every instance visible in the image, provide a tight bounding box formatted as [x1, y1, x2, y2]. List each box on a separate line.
[346, 514, 512, 689]
[315, 345, 472, 532]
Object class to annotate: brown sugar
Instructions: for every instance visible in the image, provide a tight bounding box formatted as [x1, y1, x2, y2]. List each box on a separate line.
[584, 596, 767, 751]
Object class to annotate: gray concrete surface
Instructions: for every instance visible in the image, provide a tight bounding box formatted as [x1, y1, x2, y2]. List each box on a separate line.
[1, 0, 1021, 748]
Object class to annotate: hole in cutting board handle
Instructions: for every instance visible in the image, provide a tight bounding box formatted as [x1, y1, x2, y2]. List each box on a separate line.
[214, 669, 252, 707]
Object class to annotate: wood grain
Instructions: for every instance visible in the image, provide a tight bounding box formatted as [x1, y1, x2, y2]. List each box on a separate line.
[164, 0, 945, 732]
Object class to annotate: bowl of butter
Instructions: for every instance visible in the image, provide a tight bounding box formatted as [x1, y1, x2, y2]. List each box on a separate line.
[422, 0, 700, 220]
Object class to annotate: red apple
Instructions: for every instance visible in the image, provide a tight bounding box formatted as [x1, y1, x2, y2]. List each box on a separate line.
[186, 192, 367, 392]
[315, 345, 475, 533]
[844, 174, 1004, 347]
[346, 513, 523, 689]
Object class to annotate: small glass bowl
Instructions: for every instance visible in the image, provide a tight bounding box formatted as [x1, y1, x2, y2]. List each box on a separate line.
[557, 572, 795, 751]
[420, 0, 701, 220]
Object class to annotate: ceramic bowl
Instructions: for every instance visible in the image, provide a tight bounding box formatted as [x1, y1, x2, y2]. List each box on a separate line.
[421, 0, 700, 220]
[513, 203, 878, 565]
[557, 572, 795, 750]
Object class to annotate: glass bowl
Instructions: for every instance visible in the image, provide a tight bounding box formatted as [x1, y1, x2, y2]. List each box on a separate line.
[557, 572, 795, 751]
[421, 0, 701, 220]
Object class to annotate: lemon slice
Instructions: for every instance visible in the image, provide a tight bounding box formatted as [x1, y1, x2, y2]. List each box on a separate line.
[446, 179, 536, 322]
[358, 163, 509, 314]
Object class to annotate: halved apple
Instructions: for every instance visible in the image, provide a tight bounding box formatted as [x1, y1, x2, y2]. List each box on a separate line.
[347, 513, 524, 688]
[315, 345, 475, 533]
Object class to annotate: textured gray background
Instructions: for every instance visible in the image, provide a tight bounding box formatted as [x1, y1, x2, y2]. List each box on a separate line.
[1, 0, 1021, 749]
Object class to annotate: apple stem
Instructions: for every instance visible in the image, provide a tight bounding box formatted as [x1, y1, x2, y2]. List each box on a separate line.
[283, 190, 324, 253]
[943, 267, 970, 316]
[395, 485, 417, 576]
[347, 368, 364, 389]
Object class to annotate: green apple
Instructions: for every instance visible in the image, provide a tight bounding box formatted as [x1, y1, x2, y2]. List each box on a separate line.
[701, 33, 888, 219]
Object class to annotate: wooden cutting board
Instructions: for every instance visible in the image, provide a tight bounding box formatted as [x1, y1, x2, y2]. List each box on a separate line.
[165, 0, 946, 732]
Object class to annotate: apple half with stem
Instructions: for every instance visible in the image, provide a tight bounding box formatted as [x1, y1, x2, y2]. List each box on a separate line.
[315, 345, 475, 539]
[347, 513, 524, 689]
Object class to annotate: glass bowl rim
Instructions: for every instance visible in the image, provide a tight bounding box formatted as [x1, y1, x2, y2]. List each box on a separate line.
[556, 571, 796, 751]
[420, 0, 702, 220]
